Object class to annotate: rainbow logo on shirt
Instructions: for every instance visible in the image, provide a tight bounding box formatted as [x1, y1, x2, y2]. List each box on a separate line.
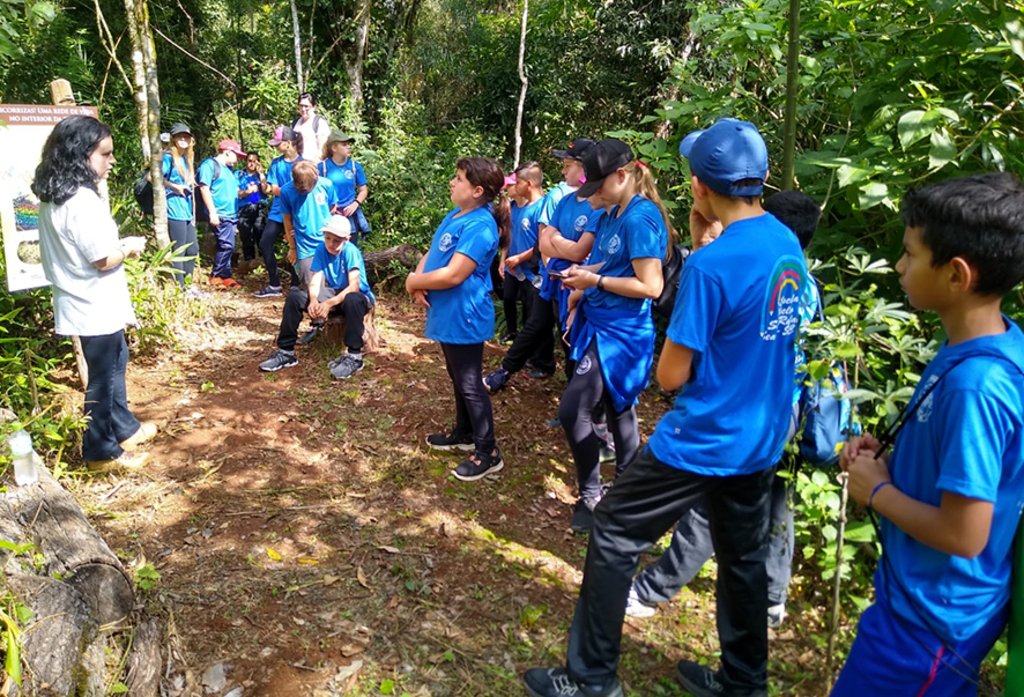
[761, 256, 805, 340]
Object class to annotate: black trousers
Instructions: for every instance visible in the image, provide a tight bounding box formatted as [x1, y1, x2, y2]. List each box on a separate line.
[565, 448, 773, 696]
[501, 294, 561, 376]
[502, 274, 535, 337]
[237, 203, 265, 261]
[441, 342, 496, 457]
[167, 218, 197, 287]
[558, 342, 639, 499]
[260, 219, 285, 287]
[80, 331, 141, 461]
[277, 288, 371, 352]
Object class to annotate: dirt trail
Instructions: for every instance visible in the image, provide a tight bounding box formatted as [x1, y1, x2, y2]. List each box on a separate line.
[68, 280, 818, 696]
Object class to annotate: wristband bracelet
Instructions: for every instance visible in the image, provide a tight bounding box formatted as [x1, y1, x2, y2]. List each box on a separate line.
[869, 481, 891, 510]
[597, 276, 605, 291]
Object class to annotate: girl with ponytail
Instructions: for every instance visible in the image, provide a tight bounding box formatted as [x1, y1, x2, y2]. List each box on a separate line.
[406, 156, 510, 482]
[558, 139, 671, 531]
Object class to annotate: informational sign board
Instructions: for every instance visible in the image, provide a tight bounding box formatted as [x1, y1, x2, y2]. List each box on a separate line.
[0, 103, 99, 292]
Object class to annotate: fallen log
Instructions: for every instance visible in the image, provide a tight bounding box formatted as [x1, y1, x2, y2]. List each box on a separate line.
[0, 464, 142, 694]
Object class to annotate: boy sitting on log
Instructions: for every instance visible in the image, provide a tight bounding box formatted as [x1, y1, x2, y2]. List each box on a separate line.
[259, 214, 375, 379]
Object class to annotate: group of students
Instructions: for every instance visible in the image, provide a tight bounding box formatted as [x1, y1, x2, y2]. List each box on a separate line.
[152, 92, 371, 300]
[391, 117, 1024, 697]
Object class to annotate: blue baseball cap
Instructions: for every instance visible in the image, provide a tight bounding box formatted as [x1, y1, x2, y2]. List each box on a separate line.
[678, 118, 768, 197]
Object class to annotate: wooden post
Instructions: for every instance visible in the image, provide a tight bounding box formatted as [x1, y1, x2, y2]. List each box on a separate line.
[49, 79, 90, 391]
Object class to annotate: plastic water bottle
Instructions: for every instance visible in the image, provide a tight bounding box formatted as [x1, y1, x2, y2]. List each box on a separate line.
[512, 266, 526, 282]
[8, 429, 37, 486]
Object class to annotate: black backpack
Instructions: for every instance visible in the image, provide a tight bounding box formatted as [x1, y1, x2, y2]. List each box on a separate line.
[196, 158, 222, 224]
[134, 169, 154, 216]
[652, 243, 691, 318]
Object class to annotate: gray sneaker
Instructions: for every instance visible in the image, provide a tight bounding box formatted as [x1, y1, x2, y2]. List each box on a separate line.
[259, 349, 297, 372]
[625, 583, 658, 618]
[330, 354, 364, 380]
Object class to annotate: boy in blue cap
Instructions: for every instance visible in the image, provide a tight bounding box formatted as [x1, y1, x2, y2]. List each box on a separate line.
[523, 118, 808, 697]
[833, 173, 1024, 695]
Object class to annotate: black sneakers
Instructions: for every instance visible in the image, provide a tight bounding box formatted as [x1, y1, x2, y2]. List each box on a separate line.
[522, 667, 623, 697]
[676, 660, 728, 697]
[452, 448, 503, 482]
[425, 432, 475, 452]
[569, 496, 600, 532]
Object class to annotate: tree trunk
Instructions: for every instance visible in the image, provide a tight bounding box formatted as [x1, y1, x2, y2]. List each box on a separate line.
[346, 0, 372, 107]
[362, 244, 421, 280]
[290, 0, 304, 92]
[780, 0, 801, 191]
[0, 466, 138, 694]
[123, 0, 170, 248]
[655, 29, 696, 141]
[512, 0, 528, 168]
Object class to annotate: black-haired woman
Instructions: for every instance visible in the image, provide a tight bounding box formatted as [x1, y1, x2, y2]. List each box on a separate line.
[33, 115, 156, 470]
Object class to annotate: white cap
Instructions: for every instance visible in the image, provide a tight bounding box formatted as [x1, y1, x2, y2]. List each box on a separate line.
[321, 214, 353, 237]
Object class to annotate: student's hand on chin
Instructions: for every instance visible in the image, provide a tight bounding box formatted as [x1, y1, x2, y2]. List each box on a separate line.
[690, 208, 723, 242]
[846, 455, 890, 508]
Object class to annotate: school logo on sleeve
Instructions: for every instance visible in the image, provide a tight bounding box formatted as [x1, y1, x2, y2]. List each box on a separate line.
[439, 232, 454, 252]
[760, 256, 805, 340]
[574, 215, 589, 234]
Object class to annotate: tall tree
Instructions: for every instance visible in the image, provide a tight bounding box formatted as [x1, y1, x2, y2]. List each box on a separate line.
[512, 0, 528, 168]
[346, 0, 372, 107]
[290, 0, 304, 91]
[780, 0, 800, 191]
[122, 0, 169, 248]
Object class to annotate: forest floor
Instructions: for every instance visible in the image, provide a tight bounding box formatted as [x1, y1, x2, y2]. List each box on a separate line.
[65, 279, 834, 697]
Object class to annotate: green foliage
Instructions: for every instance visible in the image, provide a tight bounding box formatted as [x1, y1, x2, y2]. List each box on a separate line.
[134, 563, 161, 592]
[122, 243, 205, 355]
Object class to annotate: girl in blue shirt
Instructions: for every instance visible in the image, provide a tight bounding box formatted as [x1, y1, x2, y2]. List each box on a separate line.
[236, 152, 266, 263]
[319, 130, 371, 245]
[255, 126, 304, 298]
[405, 157, 510, 482]
[160, 123, 196, 290]
[559, 139, 674, 531]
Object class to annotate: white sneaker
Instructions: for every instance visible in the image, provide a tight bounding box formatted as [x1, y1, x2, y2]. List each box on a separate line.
[768, 602, 786, 628]
[625, 583, 657, 618]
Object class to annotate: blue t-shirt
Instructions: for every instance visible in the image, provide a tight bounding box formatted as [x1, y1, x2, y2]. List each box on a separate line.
[423, 207, 499, 344]
[540, 193, 603, 301]
[880, 319, 1024, 642]
[236, 170, 264, 208]
[266, 155, 302, 223]
[648, 213, 808, 476]
[198, 158, 240, 219]
[319, 158, 367, 207]
[162, 153, 192, 221]
[539, 181, 574, 226]
[279, 177, 338, 260]
[508, 198, 544, 281]
[310, 241, 375, 304]
[583, 196, 667, 313]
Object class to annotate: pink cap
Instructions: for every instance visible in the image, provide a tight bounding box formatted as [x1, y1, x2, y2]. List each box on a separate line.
[503, 174, 517, 189]
[219, 139, 246, 157]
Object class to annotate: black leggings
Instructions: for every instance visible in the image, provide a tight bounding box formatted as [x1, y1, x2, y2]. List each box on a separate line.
[167, 218, 197, 287]
[441, 342, 496, 457]
[260, 219, 285, 287]
[558, 342, 639, 499]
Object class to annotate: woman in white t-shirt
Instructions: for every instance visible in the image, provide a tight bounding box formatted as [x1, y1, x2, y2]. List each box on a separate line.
[293, 92, 331, 162]
[32, 116, 157, 470]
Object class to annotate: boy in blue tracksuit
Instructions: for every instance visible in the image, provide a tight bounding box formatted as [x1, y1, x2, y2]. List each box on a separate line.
[279, 159, 338, 290]
[198, 139, 246, 287]
[833, 172, 1024, 696]
[502, 161, 545, 342]
[524, 118, 808, 697]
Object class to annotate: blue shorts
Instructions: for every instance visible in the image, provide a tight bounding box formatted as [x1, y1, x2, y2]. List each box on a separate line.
[831, 588, 1006, 697]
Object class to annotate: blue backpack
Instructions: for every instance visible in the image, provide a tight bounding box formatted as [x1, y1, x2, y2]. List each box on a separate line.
[797, 286, 857, 467]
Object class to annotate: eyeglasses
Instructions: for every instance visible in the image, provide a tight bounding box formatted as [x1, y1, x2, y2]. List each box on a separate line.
[299, 104, 312, 110]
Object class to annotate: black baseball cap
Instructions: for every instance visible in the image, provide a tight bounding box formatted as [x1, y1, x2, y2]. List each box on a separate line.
[551, 138, 595, 160]
[169, 122, 192, 138]
[577, 139, 634, 198]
